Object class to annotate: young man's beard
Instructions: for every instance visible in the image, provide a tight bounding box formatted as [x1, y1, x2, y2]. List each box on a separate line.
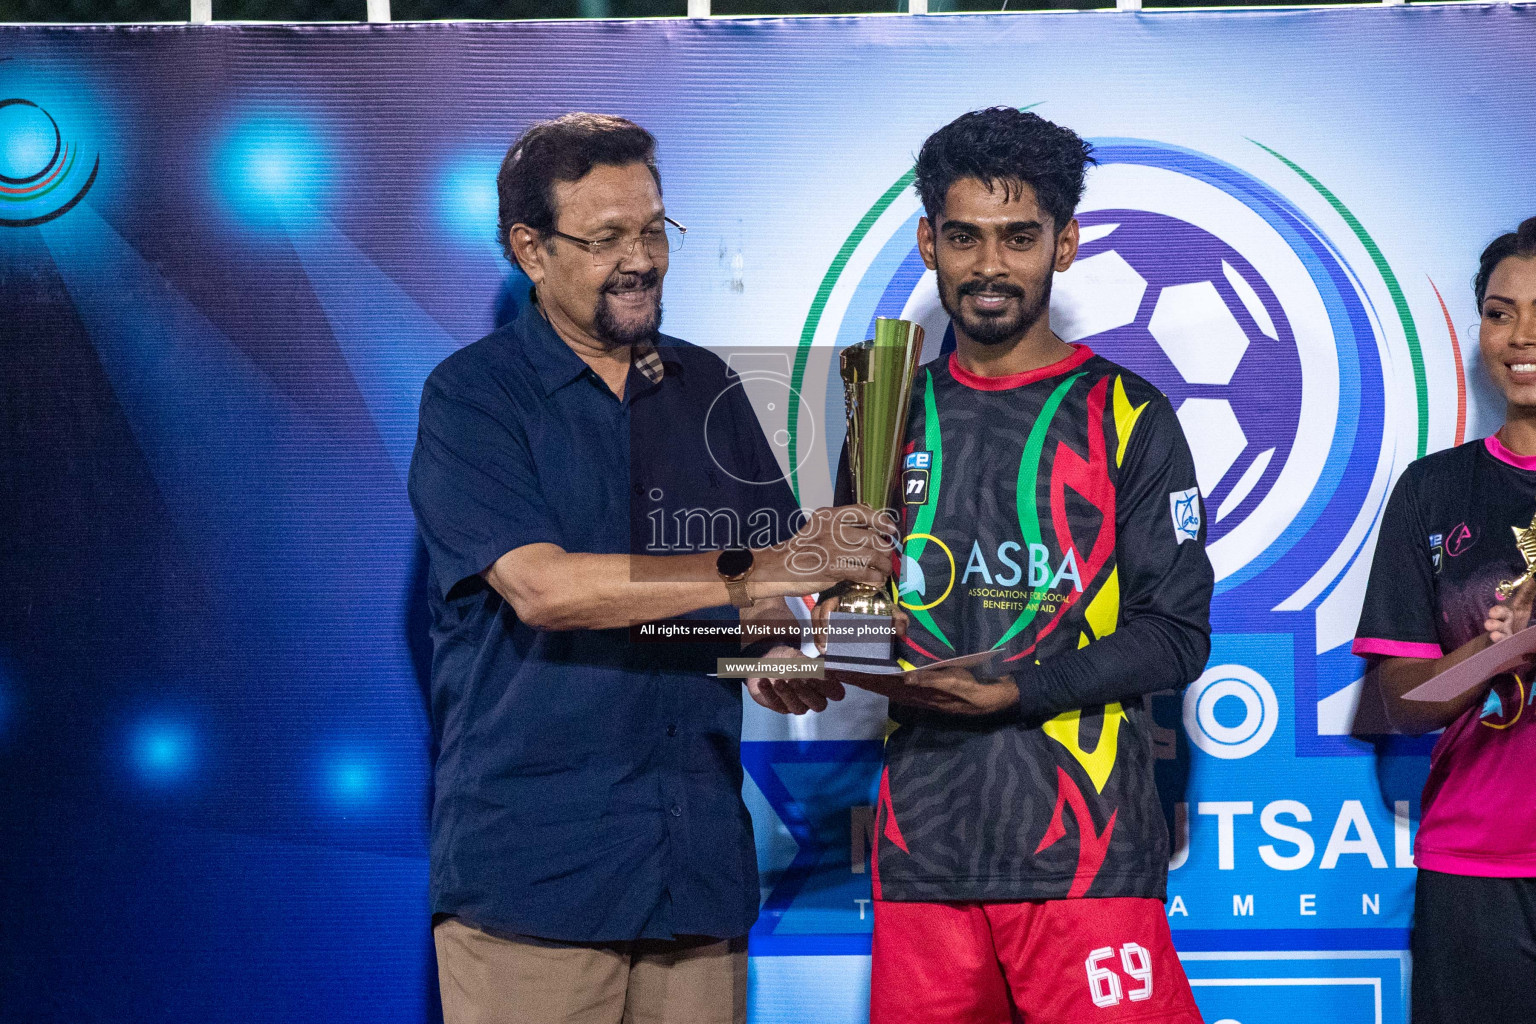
[940, 274, 1052, 347]
[593, 267, 663, 348]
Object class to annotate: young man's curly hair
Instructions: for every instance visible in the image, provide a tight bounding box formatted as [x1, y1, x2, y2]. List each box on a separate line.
[914, 107, 1096, 233]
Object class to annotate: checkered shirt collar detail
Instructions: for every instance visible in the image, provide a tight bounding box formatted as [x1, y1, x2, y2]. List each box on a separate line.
[631, 341, 665, 384]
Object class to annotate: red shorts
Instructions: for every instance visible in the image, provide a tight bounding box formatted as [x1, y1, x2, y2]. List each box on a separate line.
[870, 898, 1203, 1024]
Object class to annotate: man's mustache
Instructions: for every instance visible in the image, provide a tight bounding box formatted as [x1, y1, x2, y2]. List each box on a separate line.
[604, 269, 661, 294]
[957, 280, 1025, 300]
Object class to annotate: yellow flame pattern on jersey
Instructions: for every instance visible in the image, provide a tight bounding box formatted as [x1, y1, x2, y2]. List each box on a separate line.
[1043, 702, 1126, 795]
[1046, 379, 1135, 796]
[1113, 375, 1149, 469]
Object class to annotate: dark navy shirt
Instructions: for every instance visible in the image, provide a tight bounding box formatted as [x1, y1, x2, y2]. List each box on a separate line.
[408, 300, 799, 943]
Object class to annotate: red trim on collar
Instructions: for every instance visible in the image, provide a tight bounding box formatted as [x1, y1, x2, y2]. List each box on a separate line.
[947, 344, 1094, 391]
[1485, 434, 1536, 471]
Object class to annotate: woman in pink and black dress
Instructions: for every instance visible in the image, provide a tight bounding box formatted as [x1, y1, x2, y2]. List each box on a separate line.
[1353, 217, 1536, 1024]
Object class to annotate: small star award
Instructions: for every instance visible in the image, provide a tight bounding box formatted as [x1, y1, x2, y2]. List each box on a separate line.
[1496, 513, 1536, 599]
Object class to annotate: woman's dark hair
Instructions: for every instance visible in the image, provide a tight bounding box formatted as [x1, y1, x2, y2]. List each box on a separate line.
[496, 113, 660, 266]
[1475, 216, 1536, 307]
[913, 107, 1096, 232]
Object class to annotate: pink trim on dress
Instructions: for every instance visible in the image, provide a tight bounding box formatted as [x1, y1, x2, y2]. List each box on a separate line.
[1484, 434, 1536, 471]
[1352, 637, 1443, 659]
[947, 345, 1093, 392]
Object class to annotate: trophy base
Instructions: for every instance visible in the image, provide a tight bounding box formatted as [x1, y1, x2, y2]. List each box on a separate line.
[838, 584, 894, 618]
[822, 609, 899, 673]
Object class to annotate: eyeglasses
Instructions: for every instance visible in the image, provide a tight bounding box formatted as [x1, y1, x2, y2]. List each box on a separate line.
[549, 217, 687, 267]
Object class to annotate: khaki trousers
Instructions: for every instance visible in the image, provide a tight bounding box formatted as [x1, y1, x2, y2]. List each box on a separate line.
[433, 917, 748, 1024]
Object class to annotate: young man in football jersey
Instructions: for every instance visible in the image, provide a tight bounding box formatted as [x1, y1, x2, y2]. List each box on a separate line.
[820, 107, 1214, 1023]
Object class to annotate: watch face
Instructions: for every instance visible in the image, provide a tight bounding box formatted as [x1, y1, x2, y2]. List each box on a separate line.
[717, 547, 754, 579]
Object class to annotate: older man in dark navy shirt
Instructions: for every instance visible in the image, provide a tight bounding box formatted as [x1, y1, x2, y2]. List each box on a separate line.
[408, 114, 885, 1024]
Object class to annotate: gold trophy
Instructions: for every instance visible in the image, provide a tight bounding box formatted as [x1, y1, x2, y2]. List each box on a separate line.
[822, 317, 925, 671]
[1496, 512, 1536, 599]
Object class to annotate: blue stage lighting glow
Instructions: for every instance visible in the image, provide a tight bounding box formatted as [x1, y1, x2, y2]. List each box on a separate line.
[130, 719, 195, 783]
[326, 753, 380, 805]
[0, 101, 58, 181]
[437, 152, 502, 249]
[213, 112, 334, 232]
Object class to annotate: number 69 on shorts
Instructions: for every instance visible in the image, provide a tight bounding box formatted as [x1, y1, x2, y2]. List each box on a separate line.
[1086, 942, 1154, 1008]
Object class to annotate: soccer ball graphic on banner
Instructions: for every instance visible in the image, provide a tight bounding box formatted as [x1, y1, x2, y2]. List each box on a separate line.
[1053, 208, 1302, 546]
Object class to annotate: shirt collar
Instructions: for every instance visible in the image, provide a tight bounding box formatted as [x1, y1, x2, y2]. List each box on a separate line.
[947, 344, 1094, 391]
[632, 341, 665, 385]
[516, 295, 666, 396]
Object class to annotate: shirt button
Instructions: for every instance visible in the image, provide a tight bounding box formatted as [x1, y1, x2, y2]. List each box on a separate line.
[666, 723, 677, 737]
[670, 803, 682, 817]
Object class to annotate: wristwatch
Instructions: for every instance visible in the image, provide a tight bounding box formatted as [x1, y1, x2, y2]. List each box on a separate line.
[716, 548, 756, 609]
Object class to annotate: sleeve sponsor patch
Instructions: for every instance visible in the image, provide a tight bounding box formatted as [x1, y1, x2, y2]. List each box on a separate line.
[1169, 488, 1201, 544]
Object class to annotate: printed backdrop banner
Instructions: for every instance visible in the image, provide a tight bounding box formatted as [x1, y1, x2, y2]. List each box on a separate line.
[2, 9, 1533, 1023]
